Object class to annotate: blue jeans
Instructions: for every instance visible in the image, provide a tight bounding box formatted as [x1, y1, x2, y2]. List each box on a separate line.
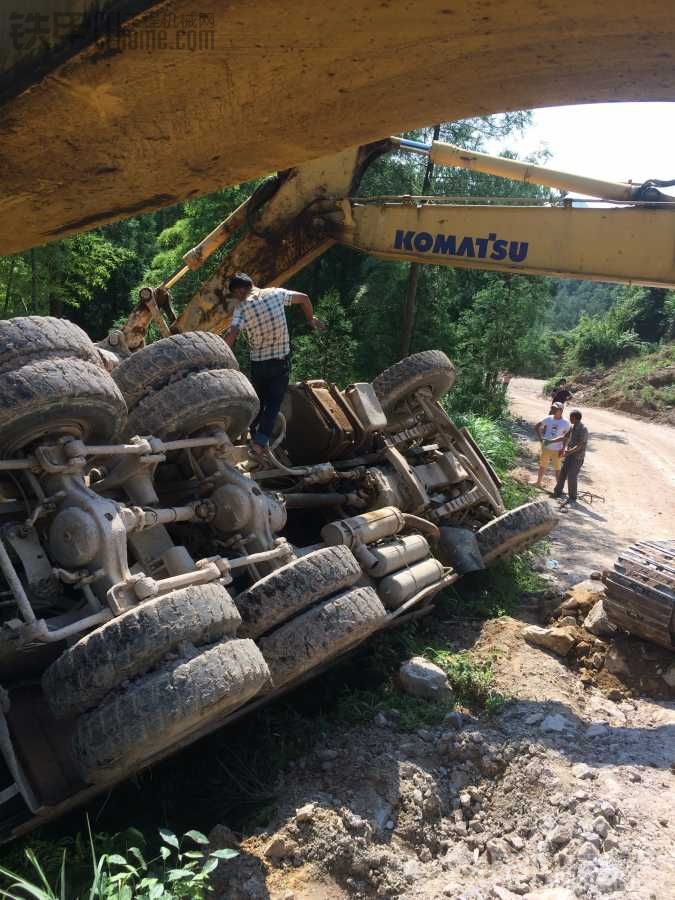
[249, 356, 290, 446]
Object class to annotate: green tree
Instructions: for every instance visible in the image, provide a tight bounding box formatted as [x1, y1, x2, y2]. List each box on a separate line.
[448, 276, 552, 415]
[292, 290, 357, 385]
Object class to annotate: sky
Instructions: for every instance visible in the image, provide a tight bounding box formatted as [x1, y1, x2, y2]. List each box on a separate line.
[485, 103, 675, 196]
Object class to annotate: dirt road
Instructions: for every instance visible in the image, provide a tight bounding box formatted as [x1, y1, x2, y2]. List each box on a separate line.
[508, 377, 675, 583]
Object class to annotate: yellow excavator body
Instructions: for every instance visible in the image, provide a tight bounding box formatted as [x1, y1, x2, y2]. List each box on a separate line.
[1, 1, 675, 256]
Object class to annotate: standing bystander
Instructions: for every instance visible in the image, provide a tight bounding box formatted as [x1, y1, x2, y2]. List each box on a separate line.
[553, 409, 588, 506]
[551, 378, 574, 407]
[535, 402, 570, 488]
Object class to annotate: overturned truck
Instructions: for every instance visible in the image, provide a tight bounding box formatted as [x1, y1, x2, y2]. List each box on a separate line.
[0, 317, 557, 840]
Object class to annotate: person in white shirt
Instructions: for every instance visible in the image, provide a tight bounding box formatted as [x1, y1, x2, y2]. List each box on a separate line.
[224, 272, 325, 456]
[534, 402, 570, 487]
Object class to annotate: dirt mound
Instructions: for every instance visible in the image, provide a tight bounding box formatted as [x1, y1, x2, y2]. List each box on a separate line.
[566, 361, 675, 425]
[207, 611, 674, 900]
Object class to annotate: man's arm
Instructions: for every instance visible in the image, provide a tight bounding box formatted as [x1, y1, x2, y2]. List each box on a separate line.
[286, 291, 326, 332]
[224, 324, 240, 348]
[535, 420, 545, 441]
[564, 433, 587, 457]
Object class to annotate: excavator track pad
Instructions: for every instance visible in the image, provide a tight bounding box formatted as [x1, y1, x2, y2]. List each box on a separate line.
[603, 540, 675, 651]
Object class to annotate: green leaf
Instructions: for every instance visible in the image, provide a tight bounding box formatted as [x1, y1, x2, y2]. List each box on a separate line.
[211, 848, 239, 860]
[183, 851, 204, 860]
[149, 885, 165, 899]
[167, 868, 193, 882]
[184, 830, 209, 845]
[159, 846, 172, 861]
[128, 846, 147, 869]
[106, 854, 128, 866]
[159, 828, 180, 850]
[201, 858, 219, 876]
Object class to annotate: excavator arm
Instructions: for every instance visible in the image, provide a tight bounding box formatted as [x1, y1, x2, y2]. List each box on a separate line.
[112, 137, 675, 353]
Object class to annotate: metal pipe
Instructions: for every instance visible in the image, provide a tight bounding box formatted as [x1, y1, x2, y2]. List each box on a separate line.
[181, 196, 251, 271]
[76, 435, 223, 458]
[386, 571, 458, 621]
[0, 536, 35, 624]
[428, 141, 641, 202]
[31, 609, 111, 642]
[219, 540, 292, 571]
[395, 137, 432, 155]
[162, 264, 190, 290]
[402, 513, 440, 544]
[135, 563, 221, 600]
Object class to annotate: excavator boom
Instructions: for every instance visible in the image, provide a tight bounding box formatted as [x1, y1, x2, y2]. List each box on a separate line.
[340, 201, 675, 287]
[114, 138, 675, 352]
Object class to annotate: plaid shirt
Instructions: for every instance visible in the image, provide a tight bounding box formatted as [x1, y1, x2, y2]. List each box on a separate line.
[231, 287, 293, 361]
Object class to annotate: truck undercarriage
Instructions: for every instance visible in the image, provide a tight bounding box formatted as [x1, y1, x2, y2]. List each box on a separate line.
[0, 319, 558, 841]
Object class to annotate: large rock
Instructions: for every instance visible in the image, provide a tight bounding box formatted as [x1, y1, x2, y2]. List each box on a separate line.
[399, 656, 452, 702]
[558, 579, 605, 615]
[523, 625, 577, 657]
[264, 833, 296, 862]
[583, 598, 617, 638]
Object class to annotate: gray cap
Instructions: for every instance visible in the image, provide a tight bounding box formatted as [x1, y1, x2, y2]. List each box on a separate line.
[551, 402, 564, 410]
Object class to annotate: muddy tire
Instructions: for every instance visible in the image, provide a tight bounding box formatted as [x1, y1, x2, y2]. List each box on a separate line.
[372, 351, 456, 424]
[112, 332, 239, 411]
[476, 500, 559, 565]
[259, 586, 386, 689]
[235, 546, 362, 638]
[126, 368, 259, 441]
[42, 583, 241, 720]
[0, 316, 102, 376]
[0, 358, 127, 453]
[73, 638, 269, 784]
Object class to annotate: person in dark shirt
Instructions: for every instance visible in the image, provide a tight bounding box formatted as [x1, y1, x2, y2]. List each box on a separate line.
[553, 409, 589, 506]
[551, 378, 573, 406]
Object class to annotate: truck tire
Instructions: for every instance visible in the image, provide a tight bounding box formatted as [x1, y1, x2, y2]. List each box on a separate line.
[0, 316, 102, 375]
[126, 368, 259, 441]
[235, 546, 362, 638]
[42, 583, 241, 720]
[258, 586, 386, 689]
[476, 500, 558, 565]
[372, 350, 456, 425]
[112, 332, 239, 412]
[73, 638, 269, 784]
[0, 358, 127, 453]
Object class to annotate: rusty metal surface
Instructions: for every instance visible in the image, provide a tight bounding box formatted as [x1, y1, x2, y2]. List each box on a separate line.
[603, 540, 675, 651]
[1, 2, 675, 254]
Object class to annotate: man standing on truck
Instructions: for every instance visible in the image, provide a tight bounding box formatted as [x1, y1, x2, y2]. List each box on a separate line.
[224, 272, 325, 457]
[553, 409, 588, 506]
[535, 402, 570, 488]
